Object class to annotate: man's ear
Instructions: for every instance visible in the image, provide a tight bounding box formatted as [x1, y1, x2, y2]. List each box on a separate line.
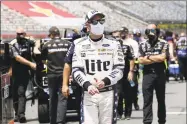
[85, 23, 90, 32]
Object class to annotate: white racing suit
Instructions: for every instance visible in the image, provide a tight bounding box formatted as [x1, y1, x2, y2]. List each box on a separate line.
[72, 36, 125, 124]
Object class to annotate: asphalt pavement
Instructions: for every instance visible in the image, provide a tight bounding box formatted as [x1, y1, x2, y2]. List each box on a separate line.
[14, 78, 186, 124]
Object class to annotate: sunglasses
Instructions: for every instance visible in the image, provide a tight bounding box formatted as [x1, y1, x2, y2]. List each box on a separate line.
[89, 19, 105, 25]
[145, 29, 157, 36]
[17, 33, 25, 35]
[113, 36, 120, 39]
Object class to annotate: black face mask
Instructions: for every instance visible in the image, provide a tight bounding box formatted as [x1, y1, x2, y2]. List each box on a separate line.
[16, 35, 25, 45]
[121, 34, 127, 40]
[147, 35, 158, 44]
[120, 31, 128, 40]
[121, 36, 126, 39]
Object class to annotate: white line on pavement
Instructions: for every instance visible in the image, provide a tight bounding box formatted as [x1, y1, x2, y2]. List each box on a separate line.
[166, 112, 186, 115]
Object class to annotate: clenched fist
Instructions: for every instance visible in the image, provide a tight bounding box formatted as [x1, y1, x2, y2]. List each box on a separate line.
[62, 85, 70, 98]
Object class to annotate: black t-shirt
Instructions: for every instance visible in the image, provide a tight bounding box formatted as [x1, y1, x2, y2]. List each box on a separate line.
[119, 40, 135, 77]
[10, 41, 32, 76]
[139, 39, 169, 73]
[64, 41, 75, 65]
[41, 38, 71, 76]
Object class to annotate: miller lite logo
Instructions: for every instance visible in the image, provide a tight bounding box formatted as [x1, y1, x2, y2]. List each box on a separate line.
[85, 59, 110, 75]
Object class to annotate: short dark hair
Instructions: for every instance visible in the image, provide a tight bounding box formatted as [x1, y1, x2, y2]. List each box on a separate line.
[48, 26, 60, 37]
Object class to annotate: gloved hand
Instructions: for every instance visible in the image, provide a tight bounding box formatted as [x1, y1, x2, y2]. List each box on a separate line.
[88, 85, 99, 95]
[93, 78, 105, 89]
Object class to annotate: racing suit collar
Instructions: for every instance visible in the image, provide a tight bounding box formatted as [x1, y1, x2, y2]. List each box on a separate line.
[88, 34, 104, 45]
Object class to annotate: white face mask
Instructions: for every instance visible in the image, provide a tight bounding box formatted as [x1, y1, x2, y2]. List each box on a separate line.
[90, 23, 104, 35]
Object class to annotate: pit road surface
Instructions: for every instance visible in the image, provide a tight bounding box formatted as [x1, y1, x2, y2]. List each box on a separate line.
[15, 79, 186, 124]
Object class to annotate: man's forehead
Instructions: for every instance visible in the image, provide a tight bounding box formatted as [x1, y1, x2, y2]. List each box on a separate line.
[147, 24, 156, 29]
[113, 32, 120, 36]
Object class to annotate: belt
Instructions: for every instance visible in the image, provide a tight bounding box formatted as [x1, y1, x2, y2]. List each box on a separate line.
[143, 69, 165, 74]
[99, 85, 114, 92]
[84, 85, 115, 92]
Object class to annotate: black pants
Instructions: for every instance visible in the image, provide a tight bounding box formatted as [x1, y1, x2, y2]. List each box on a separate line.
[133, 71, 139, 106]
[142, 72, 166, 124]
[178, 57, 187, 81]
[117, 76, 133, 117]
[12, 74, 29, 117]
[48, 74, 67, 124]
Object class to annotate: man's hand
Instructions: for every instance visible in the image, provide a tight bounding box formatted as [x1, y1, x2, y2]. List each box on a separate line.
[128, 71, 134, 81]
[148, 53, 166, 63]
[62, 85, 70, 98]
[161, 53, 166, 58]
[144, 56, 150, 60]
[7, 71, 12, 77]
[97, 81, 105, 89]
[93, 78, 105, 89]
[69, 75, 73, 83]
[29, 63, 36, 70]
[88, 85, 99, 95]
[7, 67, 12, 77]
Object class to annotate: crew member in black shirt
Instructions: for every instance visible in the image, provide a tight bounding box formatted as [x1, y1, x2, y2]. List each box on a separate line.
[113, 28, 135, 120]
[41, 26, 71, 124]
[176, 33, 187, 83]
[138, 24, 169, 124]
[10, 28, 36, 123]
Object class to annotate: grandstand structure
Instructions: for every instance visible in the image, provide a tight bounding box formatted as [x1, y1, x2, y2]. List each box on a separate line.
[1, 4, 48, 33]
[105, 1, 186, 23]
[51, 1, 148, 31]
[1, 1, 186, 39]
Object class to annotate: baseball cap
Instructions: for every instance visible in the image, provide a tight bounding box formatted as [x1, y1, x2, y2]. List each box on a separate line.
[85, 10, 105, 23]
[119, 27, 129, 33]
[133, 29, 141, 34]
[48, 26, 60, 36]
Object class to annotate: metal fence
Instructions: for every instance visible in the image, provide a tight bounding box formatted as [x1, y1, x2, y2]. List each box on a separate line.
[0, 68, 14, 124]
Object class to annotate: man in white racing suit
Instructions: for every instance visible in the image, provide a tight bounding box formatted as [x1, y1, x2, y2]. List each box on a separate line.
[72, 10, 125, 124]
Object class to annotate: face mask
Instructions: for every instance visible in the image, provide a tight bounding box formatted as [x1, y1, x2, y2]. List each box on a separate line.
[121, 36, 126, 39]
[16, 35, 25, 45]
[147, 35, 157, 43]
[121, 33, 128, 40]
[134, 36, 140, 42]
[115, 37, 121, 41]
[90, 23, 104, 35]
[113, 36, 120, 41]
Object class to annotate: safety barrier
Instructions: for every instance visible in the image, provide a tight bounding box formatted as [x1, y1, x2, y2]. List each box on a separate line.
[0, 68, 14, 124]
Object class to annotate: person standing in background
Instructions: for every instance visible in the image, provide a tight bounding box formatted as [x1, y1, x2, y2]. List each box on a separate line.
[175, 33, 187, 83]
[41, 26, 71, 124]
[116, 27, 136, 120]
[139, 24, 168, 124]
[131, 29, 141, 110]
[10, 28, 36, 123]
